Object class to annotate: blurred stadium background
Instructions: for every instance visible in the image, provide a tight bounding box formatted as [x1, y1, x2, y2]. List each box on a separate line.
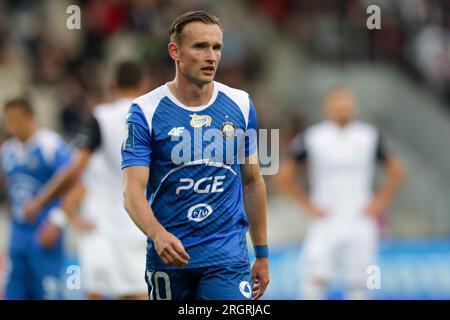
[1, 0, 450, 299]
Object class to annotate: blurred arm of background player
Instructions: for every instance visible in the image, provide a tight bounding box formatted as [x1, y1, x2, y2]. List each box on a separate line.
[23, 147, 93, 221]
[365, 155, 405, 216]
[36, 180, 95, 248]
[59, 182, 95, 230]
[276, 151, 405, 218]
[23, 120, 105, 248]
[240, 152, 270, 300]
[276, 158, 327, 219]
[122, 166, 190, 267]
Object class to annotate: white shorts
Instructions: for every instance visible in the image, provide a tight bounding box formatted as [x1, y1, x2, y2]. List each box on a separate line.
[78, 232, 147, 297]
[301, 215, 378, 284]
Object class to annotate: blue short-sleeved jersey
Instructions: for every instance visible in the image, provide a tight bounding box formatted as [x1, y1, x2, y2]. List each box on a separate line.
[1, 128, 72, 299]
[121, 82, 258, 270]
[0, 128, 72, 230]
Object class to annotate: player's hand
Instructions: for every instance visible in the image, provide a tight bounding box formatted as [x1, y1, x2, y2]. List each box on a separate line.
[23, 198, 42, 222]
[37, 221, 60, 248]
[153, 230, 190, 267]
[365, 198, 385, 217]
[251, 257, 270, 300]
[306, 205, 326, 219]
[69, 216, 95, 232]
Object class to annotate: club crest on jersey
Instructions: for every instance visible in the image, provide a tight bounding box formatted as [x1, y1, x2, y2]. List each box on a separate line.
[190, 114, 212, 128]
[220, 121, 236, 138]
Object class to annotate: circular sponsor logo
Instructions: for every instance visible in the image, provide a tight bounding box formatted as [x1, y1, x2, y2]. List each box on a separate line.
[187, 203, 213, 222]
[239, 281, 252, 299]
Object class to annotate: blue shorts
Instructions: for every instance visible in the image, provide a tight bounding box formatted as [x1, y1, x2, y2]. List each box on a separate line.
[145, 262, 252, 300]
[4, 228, 64, 300]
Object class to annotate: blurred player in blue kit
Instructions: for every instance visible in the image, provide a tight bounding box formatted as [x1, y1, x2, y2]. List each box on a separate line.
[121, 11, 270, 300]
[0, 98, 72, 299]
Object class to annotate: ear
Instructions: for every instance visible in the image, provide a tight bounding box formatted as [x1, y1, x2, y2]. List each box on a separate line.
[168, 42, 180, 61]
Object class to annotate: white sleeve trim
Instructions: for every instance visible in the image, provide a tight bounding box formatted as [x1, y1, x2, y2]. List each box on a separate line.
[215, 82, 250, 129]
[132, 86, 166, 135]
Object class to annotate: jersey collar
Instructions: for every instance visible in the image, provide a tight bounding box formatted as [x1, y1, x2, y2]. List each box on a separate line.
[162, 81, 219, 112]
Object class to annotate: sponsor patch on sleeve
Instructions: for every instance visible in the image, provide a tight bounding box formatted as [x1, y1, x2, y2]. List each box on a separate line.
[123, 123, 135, 150]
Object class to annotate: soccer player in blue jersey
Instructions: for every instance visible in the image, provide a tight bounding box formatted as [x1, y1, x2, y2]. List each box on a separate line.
[122, 11, 270, 300]
[0, 98, 72, 299]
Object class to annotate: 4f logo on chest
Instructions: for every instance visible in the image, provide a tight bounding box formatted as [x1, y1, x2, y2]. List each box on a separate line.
[168, 127, 185, 137]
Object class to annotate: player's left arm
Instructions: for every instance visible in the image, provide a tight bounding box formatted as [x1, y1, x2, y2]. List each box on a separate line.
[25, 148, 91, 221]
[367, 155, 405, 216]
[24, 116, 100, 221]
[34, 140, 75, 247]
[366, 132, 406, 216]
[240, 153, 270, 300]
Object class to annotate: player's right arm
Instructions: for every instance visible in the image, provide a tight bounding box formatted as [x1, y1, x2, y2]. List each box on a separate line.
[121, 103, 188, 267]
[276, 134, 326, 219]
[122, 166, 189, 267]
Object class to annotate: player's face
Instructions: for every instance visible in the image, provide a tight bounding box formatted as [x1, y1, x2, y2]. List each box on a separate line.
[3, 107, 34, 140]
[176, 22, 223, 86]
[325, 90, 356, 125]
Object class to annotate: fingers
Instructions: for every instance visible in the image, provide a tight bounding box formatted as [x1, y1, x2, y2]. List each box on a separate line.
[156, 234, 189, 267]
[174, 242, 190, 261]
[160, 249, 183, 266]
[315, 208, 327, 218]
[365, 206, 378, 217]
[24, 201, 39, 221]
[251, 272, 270, 300]
[166, 247, 189, 267]
[73, 218, 95, 232]
[252, 280, 260, 299]
[160, 251, 187, 267]
[259, 277, 270, 298]
[160, 252, 173, 266]
[38, 224, 59, 248]
[160, 254, 169, 265]
[252, 278, 269, 300]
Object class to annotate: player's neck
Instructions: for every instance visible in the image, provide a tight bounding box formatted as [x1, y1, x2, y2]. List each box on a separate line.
[168, 76, 214, 107]
[19, 124, 37, 143]
[331, 119, 352, 128]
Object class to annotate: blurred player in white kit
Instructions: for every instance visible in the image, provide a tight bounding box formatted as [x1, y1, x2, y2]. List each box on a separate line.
[24, 61, 148, 299]
[278, 87, 405, 300]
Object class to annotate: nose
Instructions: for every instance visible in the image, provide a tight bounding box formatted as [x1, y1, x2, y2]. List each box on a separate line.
[205, 47, 216, 63]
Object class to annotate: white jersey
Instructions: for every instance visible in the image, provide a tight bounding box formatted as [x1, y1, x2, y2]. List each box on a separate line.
[292, 120, 387, 218]
[80, 98, 146, 243]
[79, 152, 110, 233]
